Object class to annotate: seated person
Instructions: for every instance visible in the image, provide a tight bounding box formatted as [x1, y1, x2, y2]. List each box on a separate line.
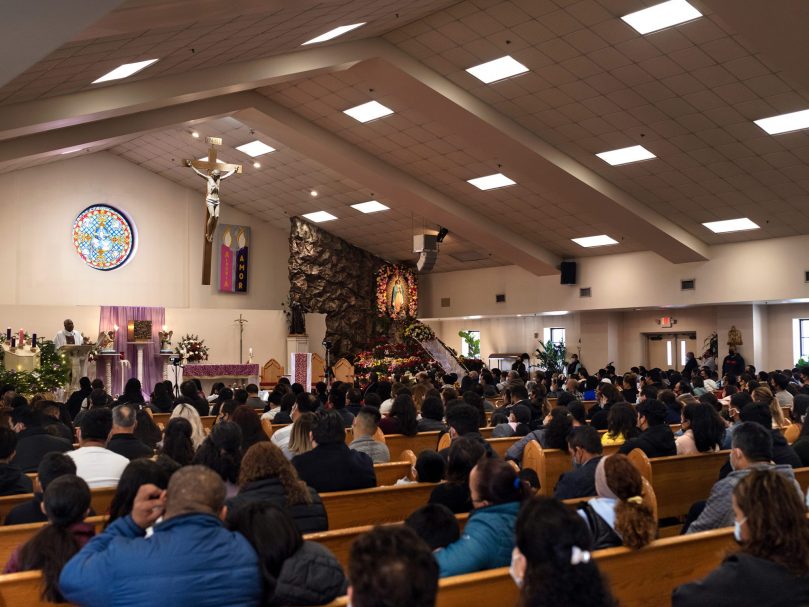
[3, 475, 95, 602]
[107, 459, 174, 526]
[0, 427, 33, 496]
[553, 426, 602, 500]
[106, 404, 154, 461]
[577, 455, 656, 550]
[428, 437, 485, 514]
[417, 397, 447, 433]
[59, 466, 263, 606]
[397, 450, 445, 485]
[349, 406, 390, 464]
[68, 408, 129, 488]
[673, 469, 809, 606]
[491, 404, 531, 438]
[618, 399, 676, 458]
[435, 459, 529, 577]
[326, 385, 355, 428]
[440, 404, 494, 460]
[676, 402, 726, 455]
[379, 394, 419, 436]
[34, 400, 74, 442]
[10, 406, 73, 472]
[271, 393, 317, 450]
[405, 503, 461, 551]
[292, 411, 376, 493]
[601, 402, 640, 446]
[4, 452, 75, 525]
[505, 406, 575, 464]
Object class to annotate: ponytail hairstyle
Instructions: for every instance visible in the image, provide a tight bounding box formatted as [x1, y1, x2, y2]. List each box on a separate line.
[516, 497, 615, 607]
[18, 475, 91, 602]
[601, 455, 656, 549]
[472, 458, 530, 506]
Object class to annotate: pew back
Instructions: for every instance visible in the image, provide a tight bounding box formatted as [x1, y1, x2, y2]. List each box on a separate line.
[0, 487, 116, 524]
[320, 483, 435, 529]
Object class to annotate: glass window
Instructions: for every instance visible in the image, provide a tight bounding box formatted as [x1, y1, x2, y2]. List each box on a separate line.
[801, 319, 809, 359]
[460, 330, 481, 358]
[549, 328, 565, 346]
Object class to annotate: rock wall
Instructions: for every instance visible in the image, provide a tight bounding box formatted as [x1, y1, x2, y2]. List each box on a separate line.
[288, 217, 384, 358]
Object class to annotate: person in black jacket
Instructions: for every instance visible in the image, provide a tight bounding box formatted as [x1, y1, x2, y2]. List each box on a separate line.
[4, 452, 76, 525]
[292, 411, 375, 493]
[553, 426, 602, 500]
[672, 468, 809, 606]
[227, 442, 327, 534]
[65, 377, 92, 421]
[0, 427, 32, 496]
[618, 399, 676, 458]
[35, 401, 73, 443]
[10, 407, 73, 473]
[106, 405, 154, 461]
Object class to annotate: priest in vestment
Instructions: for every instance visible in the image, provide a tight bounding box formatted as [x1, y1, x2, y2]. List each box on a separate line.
[54, 319, 83, 348]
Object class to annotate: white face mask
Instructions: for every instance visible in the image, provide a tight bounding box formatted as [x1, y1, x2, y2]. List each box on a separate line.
[734, 517, 746, 543]
[509, 550, 524, 588]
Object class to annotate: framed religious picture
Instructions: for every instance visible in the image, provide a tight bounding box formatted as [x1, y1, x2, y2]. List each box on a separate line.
[215, 224, 250, 293]
[376, 265, 418, 320]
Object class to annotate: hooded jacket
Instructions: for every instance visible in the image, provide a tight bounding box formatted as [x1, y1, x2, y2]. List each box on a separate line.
[0, 463, 32, 497]
[226, 477, 328, 534]
[269, 541, 347, 606]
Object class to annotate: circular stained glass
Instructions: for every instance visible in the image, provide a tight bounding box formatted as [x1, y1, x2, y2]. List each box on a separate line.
[72, 205, 136, 271]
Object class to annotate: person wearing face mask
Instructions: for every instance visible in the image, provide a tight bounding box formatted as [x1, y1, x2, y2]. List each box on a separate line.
[617, 399, 676, 458]
[509, 496, 615, 607]
[553, 426, 603, 500]
[685, 422, 802, 535]
[673, 469, 809, 606]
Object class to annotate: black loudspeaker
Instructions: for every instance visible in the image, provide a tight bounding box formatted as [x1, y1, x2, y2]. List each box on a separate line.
[560, 261, 577, 285]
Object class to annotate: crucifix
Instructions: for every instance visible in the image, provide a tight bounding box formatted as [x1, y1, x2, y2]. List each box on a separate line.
[234, 313, 248, 364]
[184, 136, 242, 285]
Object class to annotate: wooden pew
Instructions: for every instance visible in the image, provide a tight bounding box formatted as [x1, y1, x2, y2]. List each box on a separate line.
[384, 432, 441, 460]
[0, 516, 107, 569]
[320, 483, 436, 529]
[0, 487, 116, 524]
[521, 441, 619, 496]
[373, 453, 415, 486]
[152, 412, 169, 427]
[627, 449, 729, 519]
[795, 466, 809, 493]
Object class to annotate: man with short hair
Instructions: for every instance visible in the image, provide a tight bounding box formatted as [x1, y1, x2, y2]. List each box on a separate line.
[10, 407, 73, 472]
[35, 401, 73, 442]
[618, 399, 676, 458]
[53, 318, 83, 349]
[0, 427, 32, 496]
[67, 408, 129, 488]
[328, 386, 355, 428]
[441, 404, 493, 460]
[686, 422, 802, 534]
[349, 407, 390, 464]
[721, 347, 745, 378]
[292, 410, 376, 492]
[772, 373, 794, 408]
[553, 426, 603, 500]
[405, 503, 461, 551]
[60, 466, 262, 607]
[74, 388, 111, 427]
[348, 525, 438, 607]
[244, 384, 263, 410]
[106, 404, 154, 460]
[4, 452, 75, 525]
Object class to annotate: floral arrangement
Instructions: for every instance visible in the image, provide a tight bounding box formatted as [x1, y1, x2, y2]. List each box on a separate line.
[175, 334, 210, 363]
[376, 265, 418, 320]
[404, 321, 435, 343]
[0, 337, 70, 394]
[354, 338, 432, 376]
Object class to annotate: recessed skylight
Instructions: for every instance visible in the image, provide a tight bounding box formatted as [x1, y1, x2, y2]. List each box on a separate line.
[302, 23, 366, 45]
[702, 218, 760, 234]
[621, 0, 702, 35]
[302, 211, 338, 223]
[572, 235, 619, 248]
[596, 145, 656, 166]
[351, 200, 389, 213]
[343, 101, 394, 123]
[236, 140, 276, 157]
[466, 56, 529, 84]
[92, 59, 159, 84]
[754, 109, 809, 135]
[467, 173, 516, 191]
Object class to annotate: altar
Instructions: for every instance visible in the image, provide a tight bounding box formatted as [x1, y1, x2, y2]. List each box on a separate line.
[182, 363, 260, 391]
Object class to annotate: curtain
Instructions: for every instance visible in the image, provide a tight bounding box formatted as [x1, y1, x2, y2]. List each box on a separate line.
[98, 306, 166, 398]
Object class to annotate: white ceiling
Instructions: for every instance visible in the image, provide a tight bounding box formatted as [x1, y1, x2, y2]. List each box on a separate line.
[2, 0, 809, 273]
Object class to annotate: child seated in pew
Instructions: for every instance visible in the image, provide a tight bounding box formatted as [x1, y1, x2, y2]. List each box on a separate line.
[490, 404, 531, 438]
[396, 450, 445, 486]
[509, 496, 615, 607]
[3, 475, 94, 602]
[405, 503, 460, 551]
[3, 452, 75, 526]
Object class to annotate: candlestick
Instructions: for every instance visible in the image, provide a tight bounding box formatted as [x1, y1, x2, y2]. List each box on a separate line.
[5, 328, 9, 341]
[31, 333, 37, 348]
[10, 337, 15, 348]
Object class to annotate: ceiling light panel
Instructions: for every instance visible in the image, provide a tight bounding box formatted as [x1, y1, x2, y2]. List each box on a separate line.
[596, 145, 656, 166]
[92, 59, 159, 84]
[343, 101, 394, 123]
[351, 200, 389, 213]
[467, 173, 516, 190]
[572, 235, 619, 248]
[702, 218, 760, 233]
[754, 109, 809, 135]
[302, 211, 337, 223]
[621, 0, 702, 35]
[236, 140, 276, 157]
[302, 23, 366, 45]
[466, 55, 529, 84]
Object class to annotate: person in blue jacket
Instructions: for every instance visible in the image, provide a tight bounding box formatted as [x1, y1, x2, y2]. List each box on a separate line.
[434, 457, 529, 577]
[60, 465, 262, 607]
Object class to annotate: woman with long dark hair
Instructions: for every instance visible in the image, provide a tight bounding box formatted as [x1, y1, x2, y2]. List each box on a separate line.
[149, 381, 174, 413]
[601, 402, 639, 446]
[511, 496, 615, 607]
[231, 405, 270, 451]
[116, 378, 145, 406]
[193, 421, 243, 497]
[676, 403, 726, 455]
[228, 502, 346, 606]
[160, 417, 196, 466]
[3, 475, 94, 602]
[379, 394, 418, 436]
[673, 469, 809, 605]
[107, 459, 171, 526]
[428, 436, 485, 514]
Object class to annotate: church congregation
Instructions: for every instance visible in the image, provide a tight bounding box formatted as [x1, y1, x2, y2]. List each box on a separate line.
[4, 0, 809, 605]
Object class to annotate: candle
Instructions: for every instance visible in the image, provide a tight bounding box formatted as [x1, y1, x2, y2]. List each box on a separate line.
[18, 329, 23, 346]
[162, 325, 168, 331]
[31, 333, 37, 348]
[249, 347, 253, 357]
[5, 328, 9, 341]
[10, 337, 15, 348]
[113, 325, 119, 332]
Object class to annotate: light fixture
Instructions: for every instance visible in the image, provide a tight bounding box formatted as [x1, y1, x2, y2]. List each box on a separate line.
[542, 311, 569, 316]
[467, 173, 516, 190]
[754, 109, 809, 135]
[702, 218, 760, 233]
[466, 55, 529, 84]
[596, 145, 656, 166]
[236, 140, 276, 157]
[302, 23, 366, 45]
[621, 0, 702, 35]
[198, 156, 230, 163]
[572, 235, 619, 248]
[351, 200, 389, 213]
[252, 161, 261, 169]
[343, 101, 394, 123]
[302, 211, 337, 223]
[92, 59, 159, 84]
[310, 190, 318, 197]
[191, 131, 200, 139]
[464, 315, 483, 320]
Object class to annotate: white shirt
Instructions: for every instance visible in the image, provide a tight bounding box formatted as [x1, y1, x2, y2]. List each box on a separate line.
[67, 446, 128, 488]
[270, 424, 293, 449]
[54, 330, 83, 350]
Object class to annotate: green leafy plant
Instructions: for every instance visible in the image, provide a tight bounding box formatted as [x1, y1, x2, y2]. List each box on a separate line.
[458, 330, 480, 358]
[797, 357, 809, 368]
[536, 339, 566, 375]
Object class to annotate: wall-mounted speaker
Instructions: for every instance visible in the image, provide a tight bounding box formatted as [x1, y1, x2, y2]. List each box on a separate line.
[416, 250, 438, 272]
[496, 294, 506, 303]
[560, 261, 577, 285]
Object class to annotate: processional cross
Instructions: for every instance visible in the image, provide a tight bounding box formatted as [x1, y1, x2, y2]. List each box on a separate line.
[234, 313, 248, 364]
[183, 137, 242, 285]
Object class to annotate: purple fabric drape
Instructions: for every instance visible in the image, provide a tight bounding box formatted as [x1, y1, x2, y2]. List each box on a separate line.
[97, 306, 165, 398]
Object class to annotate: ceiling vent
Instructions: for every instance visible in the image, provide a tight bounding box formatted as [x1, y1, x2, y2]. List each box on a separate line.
[496, 294, 506, 303]
[804, 271, 809, 283]
[579, 287, 591, 298]
[681, 279, 696, 291]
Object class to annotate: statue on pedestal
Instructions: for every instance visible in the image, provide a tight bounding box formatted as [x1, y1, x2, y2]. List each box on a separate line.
[290, 302, 306, 335]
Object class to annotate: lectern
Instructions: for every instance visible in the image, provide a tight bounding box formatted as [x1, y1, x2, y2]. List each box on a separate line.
[58, 345, 94, 391]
